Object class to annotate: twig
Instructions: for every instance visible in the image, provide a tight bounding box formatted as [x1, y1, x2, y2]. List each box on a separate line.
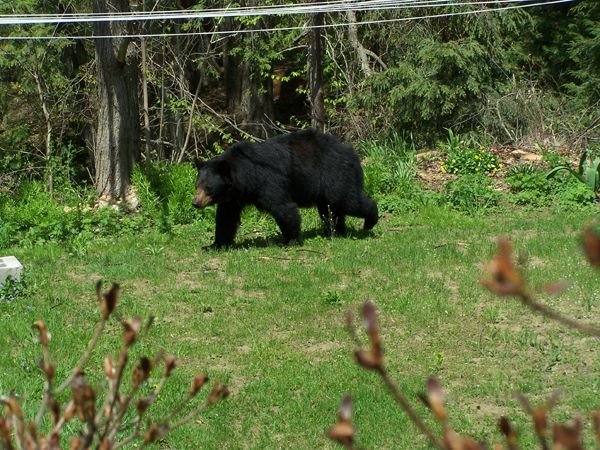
[376, 367, 445, 450]
[56, 318, 106, 393]
[519, 290, 600, 338]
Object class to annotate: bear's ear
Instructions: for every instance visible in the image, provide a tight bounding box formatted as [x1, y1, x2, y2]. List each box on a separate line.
[216, 160, 233, 184]
[193, 158, 205, 170]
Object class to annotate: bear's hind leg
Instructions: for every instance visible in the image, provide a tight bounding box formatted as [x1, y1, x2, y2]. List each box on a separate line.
[214, 202, 243, 248]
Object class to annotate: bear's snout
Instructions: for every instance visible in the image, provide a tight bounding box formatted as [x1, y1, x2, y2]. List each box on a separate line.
[192, 187, 213, 209]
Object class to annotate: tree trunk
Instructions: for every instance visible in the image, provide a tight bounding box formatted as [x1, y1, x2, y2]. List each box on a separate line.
[346, 10, 372, 77]
[92, 0, 140, 202]
[32, 69, 53, 194]
[309, 10, 325, 131]
[140, 1, 151, 162]
[223, 17, 273, 138]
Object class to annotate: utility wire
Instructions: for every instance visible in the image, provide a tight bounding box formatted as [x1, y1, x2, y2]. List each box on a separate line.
[0, 0, 562, 24]
[0, 0, 576, 40]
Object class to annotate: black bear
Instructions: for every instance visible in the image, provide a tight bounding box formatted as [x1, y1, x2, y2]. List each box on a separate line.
[192, 129, 378, 248]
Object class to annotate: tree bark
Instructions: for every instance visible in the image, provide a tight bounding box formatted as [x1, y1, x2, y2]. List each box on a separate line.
[140, 0, 151, 162]
[309, 10, 325, 131]
[223, 15, 274, 138]
[92, 0, 140, 202]
[32, 69, 53, 194]
[346, 10, 372, 77]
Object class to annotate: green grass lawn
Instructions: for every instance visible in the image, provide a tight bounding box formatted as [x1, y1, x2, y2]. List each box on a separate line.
[2, 206, 600, 449]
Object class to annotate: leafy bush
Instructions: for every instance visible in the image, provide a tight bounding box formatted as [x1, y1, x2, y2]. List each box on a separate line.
[507, 170, 553, 207]
[0, 162, 215, 249]
[360, 133, 417, 197]
[0, 180, 148, 249]
[556, 181, 598, 207]
[541, 150, 570, 169]
[440, 130, 501, 175]
[507, 167, 596, 208]
[546, 148, 600, 194]
[377, 185, 440, 215]
[0, 274, 28, 304]
[441, 174, 501, 212]
[132, 162, 204, 229]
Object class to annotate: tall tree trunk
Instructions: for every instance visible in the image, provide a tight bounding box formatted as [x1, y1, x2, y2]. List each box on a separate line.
[140, 1, 151, 162]
[223, 16, 273, 138]
[346, 10, 372, 77]
[32, 69, 53, 194]
[309, 9, 325, 131]
[92, 0, 140, 202]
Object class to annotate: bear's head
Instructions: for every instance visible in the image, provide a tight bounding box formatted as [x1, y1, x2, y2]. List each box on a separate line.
[192, 159, 234, 209]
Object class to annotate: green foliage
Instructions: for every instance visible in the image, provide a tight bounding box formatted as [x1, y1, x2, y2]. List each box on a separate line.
[541, 150, 570, 169]
[556, 181, 598, 207]
[351, 37, 495, 142]
[563, 2, 600, 108]
[506, 162, 538, 178]
[359, 134, 440, 217]
[0, 180, 146, 249]
[441, 174, 501, 212]
[132, 162, 209, 231]
[507, 167, 596, 208]
[377, 187, 440, 216]
[360, 133, 417, 196]
[546, 149, 600, 194]
[0, 274, 29, 304]
[440, 130, 501, 175]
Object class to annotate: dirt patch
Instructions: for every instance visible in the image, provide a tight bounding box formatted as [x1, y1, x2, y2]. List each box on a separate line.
[415, 145, 572, 192]
[68, 271, 104, 284]
[233, 288, 266, 299]
[463, 400, 510, 420]
[304, 340, 345, 354]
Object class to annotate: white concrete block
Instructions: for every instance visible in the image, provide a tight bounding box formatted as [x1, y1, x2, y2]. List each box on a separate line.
[0, 256, 23, 284]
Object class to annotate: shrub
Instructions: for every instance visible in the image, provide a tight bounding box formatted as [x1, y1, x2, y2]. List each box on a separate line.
[377, 186, 440, 215]
[507, 167, 596, 208]
[507, 170, 554, 207]
[329, 229, 600, 449]
[360, 133, 417, 197]
[0, 180, 148, 249]
[546, 148, 600, 195]
[440, 130, 501, 176]
[0, 282, 229, 449]
[132, 162, 205, 229]
[441, 174, 501, 212]
[349, 37, 497, 144]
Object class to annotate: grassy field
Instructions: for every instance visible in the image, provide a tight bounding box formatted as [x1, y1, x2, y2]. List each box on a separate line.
[1, 206, 600, 449]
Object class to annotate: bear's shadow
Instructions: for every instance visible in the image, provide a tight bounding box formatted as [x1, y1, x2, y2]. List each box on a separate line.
[203, 226, 375, 251]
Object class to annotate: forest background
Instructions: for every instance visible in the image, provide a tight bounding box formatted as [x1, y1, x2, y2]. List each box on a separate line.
[0, 0, 599, 247]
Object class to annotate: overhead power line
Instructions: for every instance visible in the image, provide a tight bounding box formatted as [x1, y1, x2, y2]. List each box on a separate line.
[0, 0, 569, 24]
[0, 0, 576, 40]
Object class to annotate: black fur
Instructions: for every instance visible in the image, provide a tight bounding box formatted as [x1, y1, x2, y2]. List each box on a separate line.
[192, 129, 378, 248]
